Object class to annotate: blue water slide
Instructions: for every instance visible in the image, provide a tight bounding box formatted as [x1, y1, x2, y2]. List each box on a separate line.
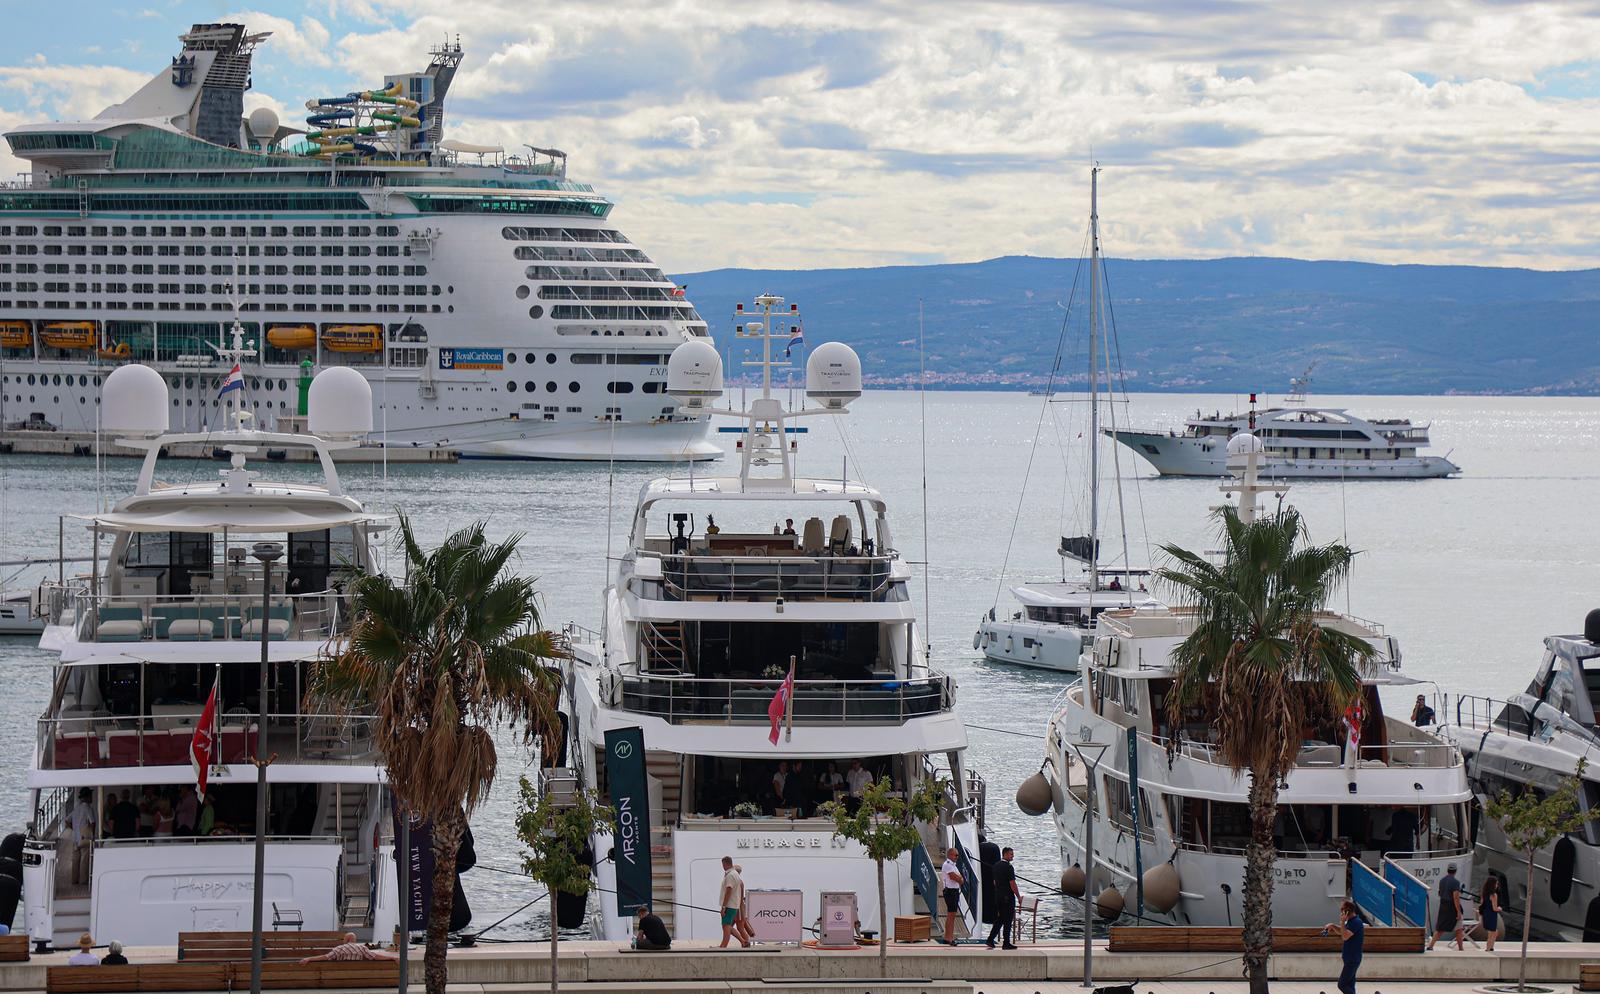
[306, 109, 355, 126]
[351, 142, 377, 156]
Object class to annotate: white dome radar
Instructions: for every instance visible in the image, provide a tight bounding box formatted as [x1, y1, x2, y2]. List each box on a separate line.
[308, 366, 373, 439]
[247, 107, 280, 139]
[804, 342, 862, 410]
[102, 364, 170, 438]
[1227, 431, 1264, 457]
[666, 339, 724, 409]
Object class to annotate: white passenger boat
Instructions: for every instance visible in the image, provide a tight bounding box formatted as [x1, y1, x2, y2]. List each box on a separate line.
[0, 21, 716, 462]
[1034, 434, 1473, 927]
[976, 168, 1147, 673]
[561, 295, 985, 942]
[19, 322, 401, 948]
[1440, 615, 1600, 942]
[1109, 371, 1458, 479]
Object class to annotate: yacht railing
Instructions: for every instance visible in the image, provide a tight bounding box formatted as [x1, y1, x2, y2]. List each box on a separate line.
[73, 589, 348, 643]
[609, 671, 952, 725]
[652, 554, 897, 602]
[1156, 733, 1460, 769]
[1452, 694, 1539, 739]
[37, 710, 377, 770]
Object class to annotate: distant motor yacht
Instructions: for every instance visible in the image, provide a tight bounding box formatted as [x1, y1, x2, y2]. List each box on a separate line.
[1109, 371, 1459, 479]
[1439, 612, 1600, 942]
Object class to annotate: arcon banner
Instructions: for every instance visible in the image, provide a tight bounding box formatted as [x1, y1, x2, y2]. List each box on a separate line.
[603, 726, 652, 917]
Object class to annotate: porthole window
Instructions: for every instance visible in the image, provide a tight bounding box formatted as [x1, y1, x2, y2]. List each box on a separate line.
[507, 381, 518, 393]
[279, 380, 287, 391]
[184, 377, 195, 389]
[78, 375, 87, 386]
[516, 286, 530, 299]
[525, 352, 536, 364]
[608, 382, 634, 394]
[525, 381, 536, 392]
[52, 374, 61, 385]
[568, 381, 580, 393]
[528, 305, 543, 319]
[26, 374, 34, 385]
[546, 353, 556, 364]
[507, 352, 517, 364]
[546, 381, 557, 393]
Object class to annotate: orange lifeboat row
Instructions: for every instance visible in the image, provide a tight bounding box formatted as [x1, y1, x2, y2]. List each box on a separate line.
[0, 320, 29, 349]
[321, 324, 382, 353]
[266, 324, 317, 350]
[39, 321, 97, 350]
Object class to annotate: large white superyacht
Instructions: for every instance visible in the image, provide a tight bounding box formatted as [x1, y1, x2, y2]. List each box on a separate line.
[1029, 434, 1473, 927]
[18, 337, 402, 949]
[560, 296, 985, 942]
[0, 22, 716, 461]
[1440, 615, 1600, 942]
[1109, 372, 1458, 479]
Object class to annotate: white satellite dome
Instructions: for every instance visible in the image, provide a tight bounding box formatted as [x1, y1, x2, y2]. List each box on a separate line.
[804, 342, 861, 409]
[307, 367, 373, 439]
[246, 106, 280, 139]
[102, 364, 169, 438]
[665, 339, 723, 408]
[1227, 431, 1264, 456]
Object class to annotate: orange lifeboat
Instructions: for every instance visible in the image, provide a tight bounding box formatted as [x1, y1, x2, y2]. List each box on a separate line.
[97, 342, 132, 361]
[0, 321, 30, 349]
[266, 324, 316, 350]
[321, 324, 382, 353]
[40, 322, 97, 350]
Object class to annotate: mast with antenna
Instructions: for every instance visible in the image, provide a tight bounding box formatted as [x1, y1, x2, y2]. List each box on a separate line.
[1087, 165, 1101, 593]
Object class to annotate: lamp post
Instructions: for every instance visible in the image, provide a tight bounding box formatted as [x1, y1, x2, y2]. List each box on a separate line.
[249, 541, 283, 994]
[1065, 733, 1110, 990]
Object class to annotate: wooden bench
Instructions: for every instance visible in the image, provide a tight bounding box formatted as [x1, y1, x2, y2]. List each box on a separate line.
[177, 930, 348, 962]
[1578, 962, 1600, 991]
[0, 934, 29, 962]
[47, 961, 399, 993]
[1108, 925, 1425, 954]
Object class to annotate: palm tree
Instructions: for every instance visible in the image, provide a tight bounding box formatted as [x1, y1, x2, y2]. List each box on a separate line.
[1157, 504, 1375, 994]
[309, 518, 563, 994]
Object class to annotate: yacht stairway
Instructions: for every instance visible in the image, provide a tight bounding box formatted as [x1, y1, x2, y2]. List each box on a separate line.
[646, 752, 682, 934]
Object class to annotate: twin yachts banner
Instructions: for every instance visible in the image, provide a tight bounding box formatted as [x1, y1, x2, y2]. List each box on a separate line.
[603, 727, 653, 916]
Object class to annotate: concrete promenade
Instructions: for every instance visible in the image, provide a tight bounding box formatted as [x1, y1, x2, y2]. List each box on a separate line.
[1, 939, 1595, 993]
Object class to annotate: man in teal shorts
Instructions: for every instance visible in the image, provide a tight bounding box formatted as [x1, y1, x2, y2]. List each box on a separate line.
[718, 856, 749, 948]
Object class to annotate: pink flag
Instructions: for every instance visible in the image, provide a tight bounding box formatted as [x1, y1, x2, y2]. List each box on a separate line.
[768, 666, 794, 745]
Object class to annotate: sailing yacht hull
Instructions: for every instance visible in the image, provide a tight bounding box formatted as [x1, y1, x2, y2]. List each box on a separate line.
[1111, 431, 1459, 478]
[975, 618, 1086, 672]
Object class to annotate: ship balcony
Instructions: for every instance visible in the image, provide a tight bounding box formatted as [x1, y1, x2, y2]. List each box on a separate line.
[606, 671, 953, 726]
[38, 709, 376, 772]
[74, 589, 348, 644]
[639, 553, 901, 603]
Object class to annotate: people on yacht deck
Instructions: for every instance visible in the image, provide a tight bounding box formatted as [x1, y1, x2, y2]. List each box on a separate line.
[153, 798, 175, 837]
[68, 789, 95, 886]
[783, 519, 797, 536]
[174, 786, 198, 836]
[1411, 695, 1436, 727]
[198, 797, 216, 836]
[770, 761, 788, 810]
[106, 790, 138, 840]
[788, 761, 814, 818]
[822, 762, 845, 794]
[137, 787, 157, 837]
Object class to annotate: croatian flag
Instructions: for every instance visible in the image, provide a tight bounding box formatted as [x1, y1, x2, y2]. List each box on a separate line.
[784, 325, 805, 357]
[218, 362, 243, 399]
[768, 663, 795, 745]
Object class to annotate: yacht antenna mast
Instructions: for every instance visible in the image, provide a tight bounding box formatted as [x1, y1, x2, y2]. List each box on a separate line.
[1087, 166, 1101, 594]
[212, 285, 257, 433]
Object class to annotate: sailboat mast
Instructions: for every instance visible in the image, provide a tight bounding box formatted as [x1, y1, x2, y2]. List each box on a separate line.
[1087, 166, 1101, 593]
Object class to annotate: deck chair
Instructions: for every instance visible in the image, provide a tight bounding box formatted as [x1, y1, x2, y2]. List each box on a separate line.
[94, 605, 144, 642]
[828, 515, 852, 554]
[244, 603, 293, 641]
[801, 517, 825, 555]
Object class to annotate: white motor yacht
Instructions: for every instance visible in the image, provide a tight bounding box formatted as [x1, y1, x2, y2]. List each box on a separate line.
[1030, 433, 1473, 927]
[976, 168, 1149, 674]
[1440, 615, 1600, 942]
[561, 295, 985, 942]
[19, 320, 401, 948]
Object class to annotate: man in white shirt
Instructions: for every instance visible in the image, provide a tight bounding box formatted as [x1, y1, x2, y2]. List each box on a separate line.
[717, 856, 749, 948]
[939, 846, 965, 945]
[845, 760, 873, 813]
[68, 788, 96, 886]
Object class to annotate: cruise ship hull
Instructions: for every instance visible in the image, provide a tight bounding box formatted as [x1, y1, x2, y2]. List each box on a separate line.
[1111, 430, 1459, 478]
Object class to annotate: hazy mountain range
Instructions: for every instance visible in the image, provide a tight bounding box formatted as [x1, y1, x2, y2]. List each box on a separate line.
[673, 256, 1600, 395]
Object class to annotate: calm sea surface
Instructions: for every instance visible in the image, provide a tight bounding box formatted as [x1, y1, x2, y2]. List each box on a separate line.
[2, 390, 1597, 939]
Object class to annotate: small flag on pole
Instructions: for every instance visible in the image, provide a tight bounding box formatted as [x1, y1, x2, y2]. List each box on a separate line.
[218, 362, 244, 399]
[767, 662, 795, 745]
[190, 673, 220, 800]
[784, 325, 805, 357]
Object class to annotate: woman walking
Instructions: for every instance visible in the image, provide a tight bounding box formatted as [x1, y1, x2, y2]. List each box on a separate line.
[1324, 900, 1365, 994]
[1479, 876, 1502, 952]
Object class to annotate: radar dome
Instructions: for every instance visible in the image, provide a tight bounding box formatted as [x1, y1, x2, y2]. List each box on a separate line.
[247, 107, 280, 139]
[804, 342, 861, 410]
[1227, 432, 1264, 457]
[102, 364, 169, 438]
[665, 339, 723, 409]
[308, 367, 373, 439]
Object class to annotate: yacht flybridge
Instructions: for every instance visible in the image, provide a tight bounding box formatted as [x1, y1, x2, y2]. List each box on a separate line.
[1032, 433, 1473, 927]
[20, 321, 400, 948]
[562, 295, 984, 942]
[1440, 615, 1600, 942]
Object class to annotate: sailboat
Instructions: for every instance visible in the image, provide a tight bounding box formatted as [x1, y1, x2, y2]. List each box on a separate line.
[973, 168, 1148, 672]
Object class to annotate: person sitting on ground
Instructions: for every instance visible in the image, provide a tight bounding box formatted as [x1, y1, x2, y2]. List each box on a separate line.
[101, 941, 128, 966]
[634, 905, 671, 950]
[299, 932, 400, 963]
[68, 933, 99, 966]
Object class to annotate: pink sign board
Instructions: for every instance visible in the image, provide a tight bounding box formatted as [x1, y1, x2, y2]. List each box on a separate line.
[746, 888, 804, 944]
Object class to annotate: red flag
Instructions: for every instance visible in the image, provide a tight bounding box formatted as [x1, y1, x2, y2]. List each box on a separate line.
[190, 675, 220, 799]
[767, 666, 794, 745]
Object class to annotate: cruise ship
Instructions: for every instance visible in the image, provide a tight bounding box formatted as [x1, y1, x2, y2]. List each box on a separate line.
[559, 296, 986, 942]
[0, 22, 717, 461]
[21, 343, 402, 948]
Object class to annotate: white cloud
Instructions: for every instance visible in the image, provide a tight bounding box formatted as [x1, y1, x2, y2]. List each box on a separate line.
[0, 62, 149, 121]
[219, 11, 334, 67]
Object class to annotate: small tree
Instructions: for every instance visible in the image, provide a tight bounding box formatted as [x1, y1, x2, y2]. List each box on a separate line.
[1485, 759, 1599, 993]
[516, 777, 612, 994]
[819, 776, 946, 977]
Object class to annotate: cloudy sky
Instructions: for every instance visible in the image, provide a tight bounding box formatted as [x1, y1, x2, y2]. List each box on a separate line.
[0, 0, 1596, 272]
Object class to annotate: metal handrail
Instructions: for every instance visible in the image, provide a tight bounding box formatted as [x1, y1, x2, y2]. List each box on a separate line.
[37, 710, 377, 769]
[1453, 693, 1539, 739]
[613, 671, 952, 725]
[73, 588, 348, 643]
[1149, 731, 1461, 768]
[647, 552, 898, 602]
